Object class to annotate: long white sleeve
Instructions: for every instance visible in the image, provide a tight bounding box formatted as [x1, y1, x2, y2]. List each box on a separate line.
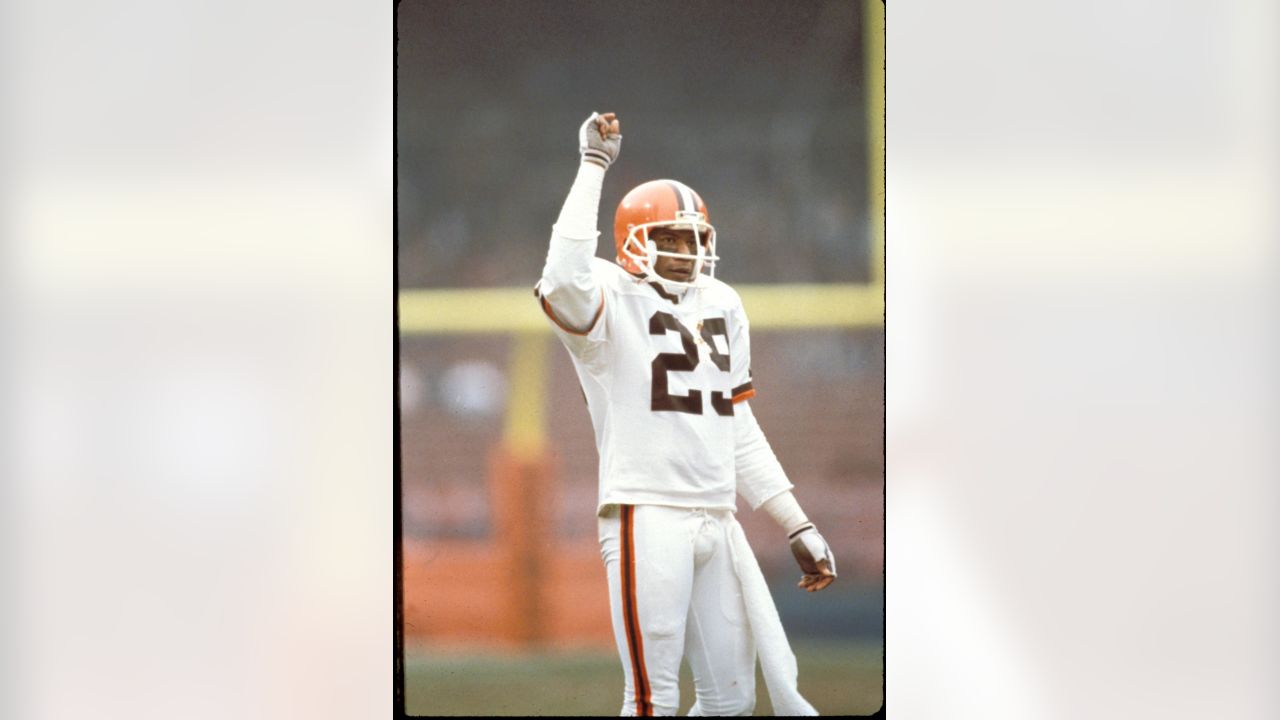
[538, 161, 607, 332]
[760, 491, 812, 536]
[734, 401, 794, 510]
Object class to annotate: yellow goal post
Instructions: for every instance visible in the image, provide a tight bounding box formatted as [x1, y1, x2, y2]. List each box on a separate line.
[398, 283, 883, 460]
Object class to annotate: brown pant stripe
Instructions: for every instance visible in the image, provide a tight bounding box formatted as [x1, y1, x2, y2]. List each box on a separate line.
[620, 505, 652, 716]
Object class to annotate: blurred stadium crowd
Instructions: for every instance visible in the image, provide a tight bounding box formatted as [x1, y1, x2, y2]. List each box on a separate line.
[397, 0, 872, 288]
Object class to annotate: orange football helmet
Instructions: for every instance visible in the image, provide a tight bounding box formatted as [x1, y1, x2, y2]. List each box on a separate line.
[613, 179, 718, 288]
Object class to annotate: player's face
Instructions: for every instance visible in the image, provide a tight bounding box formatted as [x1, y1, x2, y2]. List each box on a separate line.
[649, 227, 701, 283]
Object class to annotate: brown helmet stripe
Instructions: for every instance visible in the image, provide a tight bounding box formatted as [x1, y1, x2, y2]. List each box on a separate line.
[689, 187, 705, 214]
[661, 179, 694, 213]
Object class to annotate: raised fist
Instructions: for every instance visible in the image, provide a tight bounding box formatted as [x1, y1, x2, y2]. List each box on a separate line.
[579, 111, 622, 169]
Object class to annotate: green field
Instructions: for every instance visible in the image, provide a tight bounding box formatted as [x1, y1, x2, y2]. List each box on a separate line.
[404, 639, 883, 716]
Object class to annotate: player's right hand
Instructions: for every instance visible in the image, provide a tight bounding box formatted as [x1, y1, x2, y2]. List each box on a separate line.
[579, 111, 622, 169]
[789, 526, 837, 592]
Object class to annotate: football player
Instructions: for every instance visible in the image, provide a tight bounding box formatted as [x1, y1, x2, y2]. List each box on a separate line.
[536, 111, 836, 717]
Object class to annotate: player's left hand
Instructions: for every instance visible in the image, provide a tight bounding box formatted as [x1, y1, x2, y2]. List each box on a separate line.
[789, 526, 837, 592]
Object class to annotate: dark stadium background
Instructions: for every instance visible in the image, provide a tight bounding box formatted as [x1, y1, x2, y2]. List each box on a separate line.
[396, 0, 883, 714]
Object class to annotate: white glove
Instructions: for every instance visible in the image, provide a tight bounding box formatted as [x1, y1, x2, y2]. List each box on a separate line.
[578, 111, 622, 168]
[789, 525, 837, 592]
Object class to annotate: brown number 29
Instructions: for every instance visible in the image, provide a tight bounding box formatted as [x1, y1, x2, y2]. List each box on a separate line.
[648, 311, 734, 416]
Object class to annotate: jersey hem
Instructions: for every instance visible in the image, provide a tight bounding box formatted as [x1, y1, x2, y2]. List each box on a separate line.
[597, 497, 737, 517]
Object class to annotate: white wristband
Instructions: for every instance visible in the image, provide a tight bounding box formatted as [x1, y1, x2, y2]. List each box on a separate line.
[761, 491, 811, 536]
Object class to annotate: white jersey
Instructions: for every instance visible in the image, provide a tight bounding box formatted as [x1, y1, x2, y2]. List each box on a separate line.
[537, 161, 792, 516]
[538, 259, 756, 512]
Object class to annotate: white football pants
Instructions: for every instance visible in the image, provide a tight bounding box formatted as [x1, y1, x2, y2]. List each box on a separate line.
[598, 504, 757, 717]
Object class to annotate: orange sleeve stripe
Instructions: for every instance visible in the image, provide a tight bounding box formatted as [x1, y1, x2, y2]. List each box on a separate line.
[731, 388, 756, 404]
[538, 291, 605, 336]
